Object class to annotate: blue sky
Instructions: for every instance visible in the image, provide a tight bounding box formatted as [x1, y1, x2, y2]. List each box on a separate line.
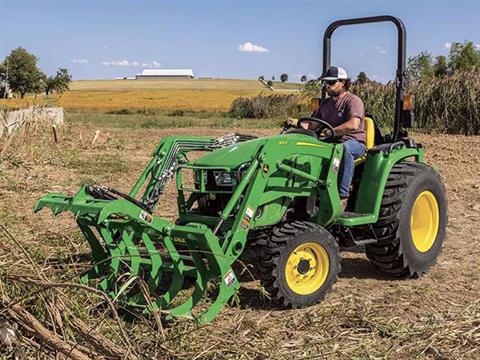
[1, 0, 479, 82]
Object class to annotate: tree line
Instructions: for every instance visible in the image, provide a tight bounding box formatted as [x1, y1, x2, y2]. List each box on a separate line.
[354, 41, 480, 84]
[0, 47, 72, 98]
[258, 73, 291, 85]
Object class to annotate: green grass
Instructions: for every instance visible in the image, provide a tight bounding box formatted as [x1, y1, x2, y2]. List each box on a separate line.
[66, 112, 284, 129]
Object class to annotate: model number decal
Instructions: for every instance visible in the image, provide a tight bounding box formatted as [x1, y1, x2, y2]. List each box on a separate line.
[331, 157, 341, 173]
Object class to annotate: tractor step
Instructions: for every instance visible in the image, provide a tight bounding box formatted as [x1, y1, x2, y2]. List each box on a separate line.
[340, 211, 366, 218]
[353, 238, 378, 246]
[335, 212, 377, 226]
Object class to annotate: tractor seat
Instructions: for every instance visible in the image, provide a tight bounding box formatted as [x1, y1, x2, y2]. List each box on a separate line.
[354, 117, 375, 165]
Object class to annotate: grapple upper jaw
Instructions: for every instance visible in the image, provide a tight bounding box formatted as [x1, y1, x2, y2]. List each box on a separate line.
[34, 191, 75, 216]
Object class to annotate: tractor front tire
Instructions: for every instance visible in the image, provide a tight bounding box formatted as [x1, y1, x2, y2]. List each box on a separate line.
[366, 162, 447, 277]
[257, 221, 340, 308]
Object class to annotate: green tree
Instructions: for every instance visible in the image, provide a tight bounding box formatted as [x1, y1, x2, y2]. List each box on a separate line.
[448, 41, 480, 72]
[271, 75, 275, 81]
[0, 63, 6, 98]
[267, 80, 273, 87]
[258, 75, 264, 81]
[300, 75, 307, 82]
[44, 68, 72, 96]
[407, 51, 434, 83]
[433, 55, 448, 77]
[356, 71, 369, 84]
[2, 47, 45, 98]
[280, 73, 288, 82]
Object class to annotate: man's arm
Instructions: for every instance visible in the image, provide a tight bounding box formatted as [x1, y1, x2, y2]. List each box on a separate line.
[332, 117, 361, 136]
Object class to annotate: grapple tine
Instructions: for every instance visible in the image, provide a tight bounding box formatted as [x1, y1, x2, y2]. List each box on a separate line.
[152, 234, 186, 308]
[190, 235, 239, 324]
[78, 225, 109, 283]
[122, 230, 141, 276]
[97, 228, 127, 298]
[125, 231, 187, 311]
[141, 232, 163, 295]
[164, 239, 208, 319]
[195, 271, 239, 324]
[159, 225, 240, 323]
[125, 231, 164, 307]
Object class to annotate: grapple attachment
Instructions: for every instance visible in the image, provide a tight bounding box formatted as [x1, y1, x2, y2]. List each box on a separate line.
[33, 135, 252, 323]
[34, 186, 239, 323]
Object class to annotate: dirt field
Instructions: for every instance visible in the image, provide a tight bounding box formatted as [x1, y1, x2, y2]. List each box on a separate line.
[0, 121, 479, 359]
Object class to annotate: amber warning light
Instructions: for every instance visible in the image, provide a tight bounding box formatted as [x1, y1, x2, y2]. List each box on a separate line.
[403, 95, 414, 111]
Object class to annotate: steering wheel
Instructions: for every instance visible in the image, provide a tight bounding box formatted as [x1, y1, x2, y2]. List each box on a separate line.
[297, 117, 335, 141]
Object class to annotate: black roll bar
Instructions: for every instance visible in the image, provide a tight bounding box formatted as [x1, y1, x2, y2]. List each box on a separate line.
[322, 15, 407, 141]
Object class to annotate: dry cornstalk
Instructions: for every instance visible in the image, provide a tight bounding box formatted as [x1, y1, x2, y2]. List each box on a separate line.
[52, 125, 58, 143]
[91, 130, 100, 146]
[8, 304, 92, 360]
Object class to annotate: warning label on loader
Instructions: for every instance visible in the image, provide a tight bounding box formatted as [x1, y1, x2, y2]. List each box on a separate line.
[139, 210, 153, 223]
[223, 270, 236, 288]
[241, 206, 255, 230]
[331, 157, 341, 173]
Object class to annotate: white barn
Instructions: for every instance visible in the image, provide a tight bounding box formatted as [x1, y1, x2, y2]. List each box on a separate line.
[135, 69, 195, 80]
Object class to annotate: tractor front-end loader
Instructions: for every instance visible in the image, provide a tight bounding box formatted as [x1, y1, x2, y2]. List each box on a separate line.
[35, 15, 447, 323]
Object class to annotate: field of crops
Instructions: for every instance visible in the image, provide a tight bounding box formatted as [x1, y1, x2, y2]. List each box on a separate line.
[0, 79, 301, 113]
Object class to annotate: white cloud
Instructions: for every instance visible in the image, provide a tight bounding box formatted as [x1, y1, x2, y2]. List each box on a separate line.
[238, 42, 269, 53]
[101, 60, 139, 67]
[444, 42, 452, 50]
[374, 45, 389, 55]
[142, 61, 161, 68]
[72, 59, 88, 64]
[475, 44, 480, 50]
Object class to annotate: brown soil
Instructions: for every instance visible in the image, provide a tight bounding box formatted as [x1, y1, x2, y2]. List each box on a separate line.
[1, 124, 479, 359]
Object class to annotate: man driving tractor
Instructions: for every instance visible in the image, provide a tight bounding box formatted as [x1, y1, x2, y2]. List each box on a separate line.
[290, 66, 367, 209]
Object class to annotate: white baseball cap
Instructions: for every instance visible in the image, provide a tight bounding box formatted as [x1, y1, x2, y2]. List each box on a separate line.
[321, 66, 349, 80]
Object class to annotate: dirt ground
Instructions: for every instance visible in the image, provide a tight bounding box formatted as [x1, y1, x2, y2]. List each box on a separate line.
[1, 123, 479, 359]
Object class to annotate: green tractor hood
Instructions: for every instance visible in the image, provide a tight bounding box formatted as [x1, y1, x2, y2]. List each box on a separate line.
[193, 137, 266, 168]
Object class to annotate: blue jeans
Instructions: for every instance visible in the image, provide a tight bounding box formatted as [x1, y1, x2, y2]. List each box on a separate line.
[338, 140, 367, 199]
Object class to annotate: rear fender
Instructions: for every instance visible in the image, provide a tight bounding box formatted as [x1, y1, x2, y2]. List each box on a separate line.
[354, 146, 425, 219]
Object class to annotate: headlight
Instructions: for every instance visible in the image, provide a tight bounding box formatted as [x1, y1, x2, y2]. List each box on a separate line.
[213, 171, 233, 186]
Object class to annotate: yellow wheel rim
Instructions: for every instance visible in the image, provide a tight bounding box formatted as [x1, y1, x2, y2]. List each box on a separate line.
[410, 191, 440, 253]
[285, 242, 330, 295]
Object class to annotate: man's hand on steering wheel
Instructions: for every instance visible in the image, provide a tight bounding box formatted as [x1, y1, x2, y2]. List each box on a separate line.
[297, 117, 335, 141]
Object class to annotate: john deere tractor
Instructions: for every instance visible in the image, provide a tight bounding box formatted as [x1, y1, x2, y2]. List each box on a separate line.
[35, 16, 447, 323]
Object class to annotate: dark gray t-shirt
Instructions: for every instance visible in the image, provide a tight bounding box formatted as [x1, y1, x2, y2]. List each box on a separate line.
[313, 92, 366, 143]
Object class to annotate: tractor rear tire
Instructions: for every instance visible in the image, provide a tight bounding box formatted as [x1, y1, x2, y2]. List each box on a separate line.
[256, 221, 340, 308]
[366, 162, 447, 277]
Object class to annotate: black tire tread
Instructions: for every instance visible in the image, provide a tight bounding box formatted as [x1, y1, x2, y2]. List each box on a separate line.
[366, 161, 446, 277]
[254, 221, 341, 308]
